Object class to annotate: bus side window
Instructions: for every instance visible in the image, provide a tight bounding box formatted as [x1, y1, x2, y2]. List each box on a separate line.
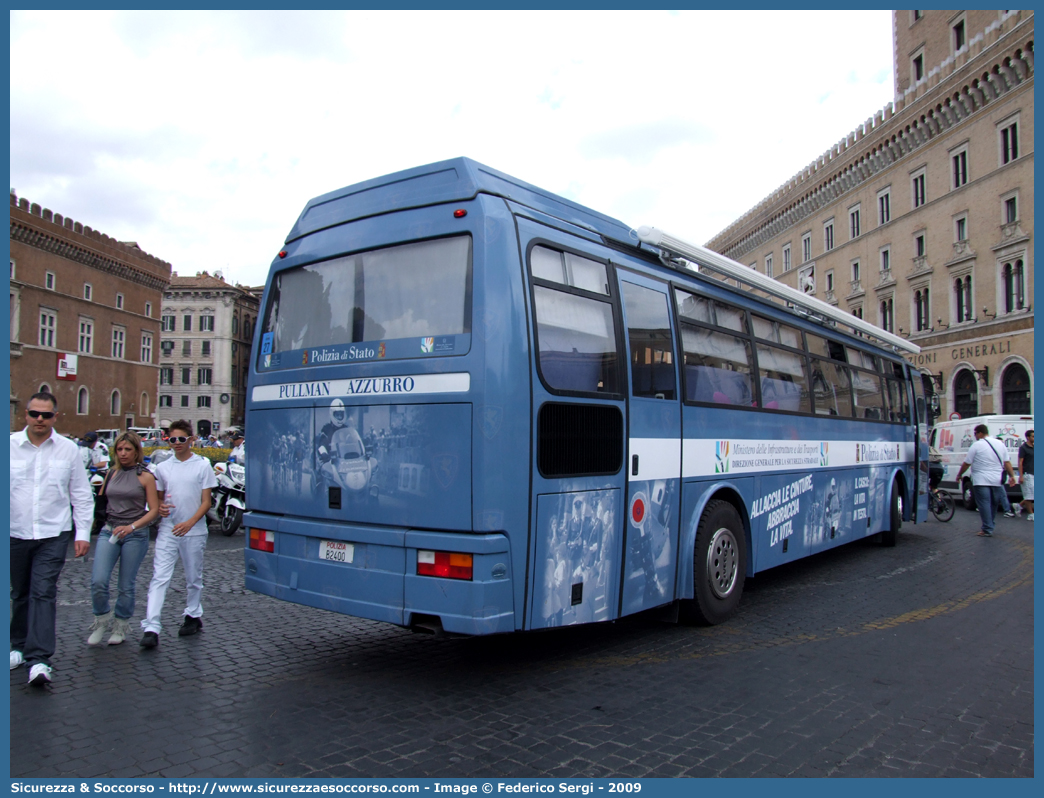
[531, 246, 619, 395]
[811, 359, 853, 417]
[852, 369, 885, 421]
[622, 282, 676, 401]
[886, 377, 909, 423]
[755, 343, 811, 413]
[679, 325, 753, 406]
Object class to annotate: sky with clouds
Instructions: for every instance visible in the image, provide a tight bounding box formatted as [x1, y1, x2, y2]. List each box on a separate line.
[10, 10, 895, 288]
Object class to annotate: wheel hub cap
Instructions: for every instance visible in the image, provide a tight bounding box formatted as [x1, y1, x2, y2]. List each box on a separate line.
[707, 527, 738, 599]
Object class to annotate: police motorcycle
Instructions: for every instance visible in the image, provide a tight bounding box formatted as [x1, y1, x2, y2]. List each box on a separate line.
[88, 464, 109, 536]
[210, 447, 246, 535]
[314, 399, 380, 506]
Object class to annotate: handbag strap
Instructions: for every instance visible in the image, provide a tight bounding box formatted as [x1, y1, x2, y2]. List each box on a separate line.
[987, 439, 1006, 469]
[98, 468, 115, 496]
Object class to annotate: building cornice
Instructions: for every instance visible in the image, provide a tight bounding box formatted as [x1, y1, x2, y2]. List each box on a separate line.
[10, 220, 169, 292]
[707, 12, 1033, 261]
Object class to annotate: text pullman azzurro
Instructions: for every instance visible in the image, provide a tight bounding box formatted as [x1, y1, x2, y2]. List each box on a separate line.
[277, 377, 417, 400]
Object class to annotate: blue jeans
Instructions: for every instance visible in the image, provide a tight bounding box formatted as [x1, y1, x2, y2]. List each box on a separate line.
[972, 485, 1007, 534]
[11, 530, 72, 667]
[91, 524, 150, 619]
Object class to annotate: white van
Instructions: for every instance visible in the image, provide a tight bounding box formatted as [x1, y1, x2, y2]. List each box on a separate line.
[929, 414, 1033, 509]
[94, 429, 120, 446]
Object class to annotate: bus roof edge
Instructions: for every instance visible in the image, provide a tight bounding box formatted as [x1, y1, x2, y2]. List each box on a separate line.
[636, 226, 920, 356]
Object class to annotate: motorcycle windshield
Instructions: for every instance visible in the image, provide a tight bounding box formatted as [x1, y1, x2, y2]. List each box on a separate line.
[332, 428, 365, 460]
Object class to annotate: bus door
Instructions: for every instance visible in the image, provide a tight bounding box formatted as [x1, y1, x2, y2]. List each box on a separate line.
[521, 222, 628, 631]
[910, 366, 930, 521]
[617, 271, 682, 616]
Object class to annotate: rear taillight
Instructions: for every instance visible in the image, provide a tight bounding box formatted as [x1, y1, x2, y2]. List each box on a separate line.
[417, 550, 473, 580]
[248, 528, 274, 553]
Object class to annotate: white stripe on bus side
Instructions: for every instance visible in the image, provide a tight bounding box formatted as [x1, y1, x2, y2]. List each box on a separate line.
[681, 438, 916, 479]
[627, 438, 682, 482]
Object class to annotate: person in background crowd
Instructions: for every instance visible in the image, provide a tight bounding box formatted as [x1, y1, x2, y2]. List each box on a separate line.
[87, 432, 161, 646]
[10, 392, 93, 686]
[1018, 430, 1034, 521]
[79, 432, 95, 471]
[88, 431, 110, 473]
[955, 424, 1017, 538]
[230, 433, 245, 463]
[140, 420, 218, 648]
[996, 436, 1017, 518]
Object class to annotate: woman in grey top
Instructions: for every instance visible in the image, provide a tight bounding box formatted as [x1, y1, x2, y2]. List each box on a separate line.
[88, 432, 160, 645]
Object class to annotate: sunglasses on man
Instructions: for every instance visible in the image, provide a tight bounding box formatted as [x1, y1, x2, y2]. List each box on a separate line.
[27, 410, 56, 419]
[168, 436, 191, 444]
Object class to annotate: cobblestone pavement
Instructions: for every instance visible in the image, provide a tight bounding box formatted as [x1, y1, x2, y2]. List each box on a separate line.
[10, 508, 1034, 779]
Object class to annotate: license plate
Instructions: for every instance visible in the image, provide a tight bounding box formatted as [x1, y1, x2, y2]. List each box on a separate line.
[319, 540, 354, 563]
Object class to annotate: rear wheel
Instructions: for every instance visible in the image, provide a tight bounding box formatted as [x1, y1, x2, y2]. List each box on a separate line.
[881, 480, 902, 546]
[962, 479, 977, 511]
[932, 490, 955, 522]
[680, 500, 746, 625]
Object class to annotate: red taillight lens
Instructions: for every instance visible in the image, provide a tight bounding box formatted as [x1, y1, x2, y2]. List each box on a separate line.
[278, 250, 287, 259]
[417, 550, 473, 580]
[453, 209, 467, 218]
[248, 528, 274, 553]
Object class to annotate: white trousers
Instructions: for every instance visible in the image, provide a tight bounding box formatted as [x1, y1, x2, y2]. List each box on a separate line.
[141, 532, 207, 634]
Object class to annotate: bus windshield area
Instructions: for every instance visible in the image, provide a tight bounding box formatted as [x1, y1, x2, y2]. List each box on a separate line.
[259, 236, 472, 368]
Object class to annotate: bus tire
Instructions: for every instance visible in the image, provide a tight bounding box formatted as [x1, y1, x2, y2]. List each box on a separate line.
[962, 479, 977, 511]
[681, 500, 746, 626]
[881, 479, 902, 547]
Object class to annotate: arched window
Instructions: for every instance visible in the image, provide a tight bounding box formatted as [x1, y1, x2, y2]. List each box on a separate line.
[914, 288, 930, 332]
[244, 318, 251, 339]
[77, 387, 89, 415]
[1003, 259, 1025, 313]
[1002, 364, 1031, 414]
[954, 369, 978, 418]
[140, 392, 149, 418]
[879, 297, 893, 333]
[954, 276, 972, 322]
[232, 314, 239, 336]
[110, 390, 121, 416]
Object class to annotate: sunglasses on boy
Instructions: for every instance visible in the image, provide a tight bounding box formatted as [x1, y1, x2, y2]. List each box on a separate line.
[27, 410, 56, 420]
[168, 435, 191, 444]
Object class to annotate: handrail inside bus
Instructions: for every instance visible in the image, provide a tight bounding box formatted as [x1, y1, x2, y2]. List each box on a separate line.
[634, 226, 920, 356]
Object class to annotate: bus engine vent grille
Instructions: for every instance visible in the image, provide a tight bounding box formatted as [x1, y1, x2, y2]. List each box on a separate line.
[538, 403, 623, 477]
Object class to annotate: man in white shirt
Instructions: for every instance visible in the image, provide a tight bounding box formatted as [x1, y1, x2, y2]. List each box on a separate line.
[10, 392, 93, 686]
[89, 433, 110, 471]
[229, 433, 245, 464]
[140, 420, 218, 648]
[955, 423, 1017, 537]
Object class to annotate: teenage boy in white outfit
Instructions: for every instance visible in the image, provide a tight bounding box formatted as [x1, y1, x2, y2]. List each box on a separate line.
[140, 421, 217, 648]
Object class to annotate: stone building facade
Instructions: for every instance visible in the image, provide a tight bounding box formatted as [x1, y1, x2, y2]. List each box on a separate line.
[706, 10, 1033, 420]
[158, 272, 260, 437]
[9, 193, 170, 434]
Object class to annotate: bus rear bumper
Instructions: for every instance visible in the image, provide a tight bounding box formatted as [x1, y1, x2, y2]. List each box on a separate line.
[243, 516, 516, 636]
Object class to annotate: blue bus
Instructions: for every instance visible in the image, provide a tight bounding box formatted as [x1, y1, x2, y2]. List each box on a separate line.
[244, 157, 931, 634]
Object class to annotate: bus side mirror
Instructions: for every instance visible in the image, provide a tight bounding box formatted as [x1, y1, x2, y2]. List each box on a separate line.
[929, 394, 941, 418]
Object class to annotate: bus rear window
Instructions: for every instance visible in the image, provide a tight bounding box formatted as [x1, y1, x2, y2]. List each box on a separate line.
[260, 236, 471, 360]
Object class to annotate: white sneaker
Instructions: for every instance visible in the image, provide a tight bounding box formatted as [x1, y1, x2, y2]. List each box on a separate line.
[1027, 513, 1035, 521]
[10, 651, 24, 670]
[87, 612, 113, 646]
[107, 618, 130, 646]
[28, 663, 52, 686]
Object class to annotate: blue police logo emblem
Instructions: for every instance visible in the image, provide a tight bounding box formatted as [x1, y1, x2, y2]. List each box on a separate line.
[480, 406, 503, 439]
[432, 454, 459, 489]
